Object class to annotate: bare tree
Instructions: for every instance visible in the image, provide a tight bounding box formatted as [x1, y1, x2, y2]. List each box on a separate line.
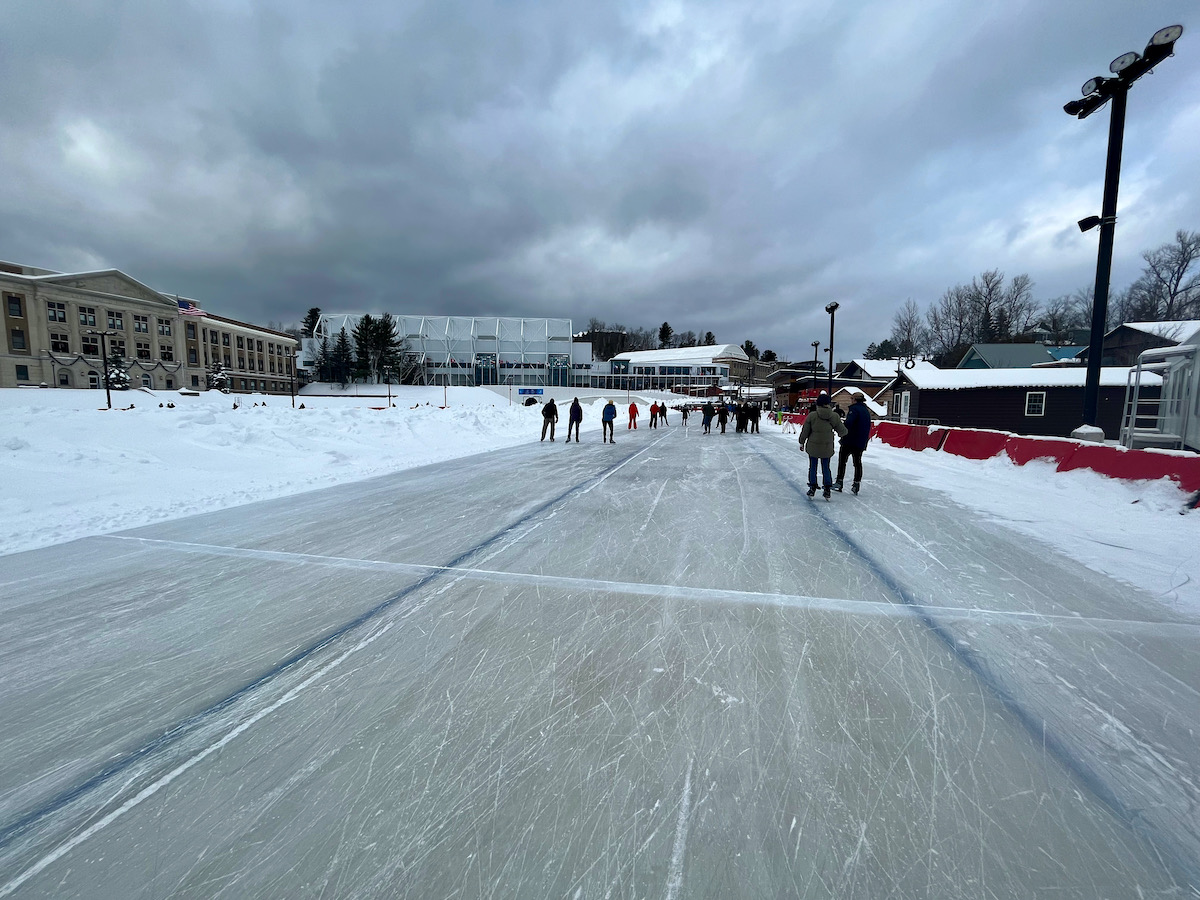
[925, 284, 975, 363]
[1122, 230, 1200, 321]
[889, 299, 926, 356]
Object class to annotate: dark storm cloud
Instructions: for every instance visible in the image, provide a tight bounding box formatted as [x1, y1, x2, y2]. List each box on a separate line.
[2, 0, 1197, 360]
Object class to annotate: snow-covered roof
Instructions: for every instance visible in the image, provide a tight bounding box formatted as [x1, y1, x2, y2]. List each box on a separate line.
[1120, 321, 1200, 342]
[611, 344, 749, 365]
[845, 358, 939, 378]
[830, 387, 887, 417]
[900, 367, 1160, 390]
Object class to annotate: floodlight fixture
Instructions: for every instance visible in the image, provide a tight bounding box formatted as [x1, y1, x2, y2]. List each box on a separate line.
[1150, 25, 1183, 46]
[1109, 51, 1140, 74]
[1077, 215, 1102, 233]
[824, 301, 839, 314]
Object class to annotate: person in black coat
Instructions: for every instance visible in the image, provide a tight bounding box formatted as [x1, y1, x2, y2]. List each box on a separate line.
[541, 398, 558, 441]
[835, 391, 871, 493]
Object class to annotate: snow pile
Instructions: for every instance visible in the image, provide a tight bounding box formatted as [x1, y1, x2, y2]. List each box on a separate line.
[0, 386, 561, 555]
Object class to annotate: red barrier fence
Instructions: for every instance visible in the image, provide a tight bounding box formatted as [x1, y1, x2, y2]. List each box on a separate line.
[872, 423, 1200, 494]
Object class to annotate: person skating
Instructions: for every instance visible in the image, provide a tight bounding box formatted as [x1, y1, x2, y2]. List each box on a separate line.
[835, 391, 871, 493]
[750, 404, 761, 433]
[717, 404, 729, 434]
[680, 406, 689, 428]
[601, 399, 617, 443]
[649, 402, 659, 428]
[566, 397, 583, 442]
[701, 401, 714, 434]
[541, 398, 558, 442]
[799, 392, 847, 499]
[628, 401, 639, 429]
[659, 404, 668, 425]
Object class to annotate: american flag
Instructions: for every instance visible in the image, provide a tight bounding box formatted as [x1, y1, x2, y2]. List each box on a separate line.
[177, 299, 206, 317]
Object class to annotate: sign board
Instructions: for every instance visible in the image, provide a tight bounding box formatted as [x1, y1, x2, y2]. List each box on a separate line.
[518, 388, 544, 395]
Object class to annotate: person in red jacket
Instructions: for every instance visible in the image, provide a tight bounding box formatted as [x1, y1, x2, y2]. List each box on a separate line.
[649, 402, 659, 428]
[628, 401, 639, 429]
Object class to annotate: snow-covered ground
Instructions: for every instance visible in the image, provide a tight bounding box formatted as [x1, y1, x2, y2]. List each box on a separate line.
[2, 386, 1197, 613]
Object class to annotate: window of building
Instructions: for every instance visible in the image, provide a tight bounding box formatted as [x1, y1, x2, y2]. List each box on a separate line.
[159, 345, 174, 362]
[256, 340, 263, 352]
[107, 310, 124, 330]
[237, 336, 245, 349]
[223, 353, 231, 367]
[10, 328, 27, 350]
[188, 348, 198, 365]
[110, 339, 126, 357]
[269, 359, 276, 373]
[15, 364, 29, 381]
[51, 333, 70, 353]
[133, 314, 149, 333]
[186, 322, 196, 340]
[79, 306, 97, 327]
[136, 341, 152, 359]
[209, 330, 218, 344]
[237, 355, 246, 369]
[6, 294, 23, 318]
[82, 335, 100, 356]
[166, 377, 174, 389]
[191, 374, 200, 387]
[268, 342, 275, 355]
[1025, 391, 1046, 417]
[258, 359, 264, 372]
[142, 374, 152, 388]
[158, 320, 172, 336]
[222, 333, 230, 346]
[88, 372, 100, 389]
[47, 301, 66, 323]
[59, 371, 71, 387]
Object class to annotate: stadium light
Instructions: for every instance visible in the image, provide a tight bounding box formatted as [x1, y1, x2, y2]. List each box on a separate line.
[1064, 24, 1182, 435]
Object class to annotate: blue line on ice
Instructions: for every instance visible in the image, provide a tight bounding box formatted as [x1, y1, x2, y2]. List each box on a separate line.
[0, 440, 664, 865]
[754, 441, 1200, 892]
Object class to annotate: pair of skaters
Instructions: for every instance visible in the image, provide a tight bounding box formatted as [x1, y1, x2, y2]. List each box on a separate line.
[799, 391, 870, 497]
[540, 397, 584, 442]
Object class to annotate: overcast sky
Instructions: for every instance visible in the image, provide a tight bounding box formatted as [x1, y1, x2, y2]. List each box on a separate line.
[3, 1, 1198, 360]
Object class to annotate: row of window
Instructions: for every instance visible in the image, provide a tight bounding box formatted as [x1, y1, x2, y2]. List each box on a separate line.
[203, 329, 286, 356]
[38, 299, 174, 335]
[12, 364, 177, 390]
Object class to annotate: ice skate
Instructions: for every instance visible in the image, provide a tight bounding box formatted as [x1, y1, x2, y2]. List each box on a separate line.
[806, 485, 816, 498]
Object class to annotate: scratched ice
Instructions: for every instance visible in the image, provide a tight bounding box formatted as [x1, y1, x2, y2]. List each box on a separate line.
[0, 431, 1197, 898]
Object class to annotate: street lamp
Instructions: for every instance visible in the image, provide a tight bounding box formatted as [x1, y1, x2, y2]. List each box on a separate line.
[382, 365, 395, 407]
[824, 302, 839, 397]
[86, 329, 118, 410]
[289, 348, 297, 409]
[1064, 24, 1183, 438]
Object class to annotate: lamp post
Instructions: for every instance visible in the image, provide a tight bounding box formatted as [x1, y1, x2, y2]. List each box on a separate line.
[86, 329, 117, 410]
[1064, 24, 1183, 437]
[383, 365, 395, 407]
[824, 302, 839, 397]
[289, 348, 296, 409]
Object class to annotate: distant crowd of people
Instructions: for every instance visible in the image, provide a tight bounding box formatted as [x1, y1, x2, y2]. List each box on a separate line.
[538, 392, 871, 495]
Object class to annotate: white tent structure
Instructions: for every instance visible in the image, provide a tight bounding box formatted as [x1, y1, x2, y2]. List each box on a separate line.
[307, 315, 590, 387]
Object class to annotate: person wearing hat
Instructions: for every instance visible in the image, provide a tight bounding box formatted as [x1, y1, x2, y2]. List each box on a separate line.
[799, 392, 848, 499]
[835, 391, 871, 494]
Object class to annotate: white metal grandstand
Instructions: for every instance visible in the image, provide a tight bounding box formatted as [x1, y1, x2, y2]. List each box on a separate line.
[310, 314, 586, 386]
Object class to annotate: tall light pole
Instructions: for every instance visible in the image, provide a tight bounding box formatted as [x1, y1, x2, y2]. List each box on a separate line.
[1065, 24, 1182, 437]
[86, 329, 117, 410]
[824, 302, 839, 397]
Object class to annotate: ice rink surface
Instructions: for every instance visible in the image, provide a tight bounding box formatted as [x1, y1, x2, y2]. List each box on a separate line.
[1, 425, 1198, 898]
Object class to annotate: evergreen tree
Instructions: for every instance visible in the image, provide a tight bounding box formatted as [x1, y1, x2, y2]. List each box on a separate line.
[376, 313, 404, 379]
[301, 308, 322, 338]
[741, 339, 758, 358]
[332, 328, 354, 387]
[352, 314, 376, 382]
[760, 349, 778, 363]
[658, 321, 674, 348]
[107, 354, 130, 390]
[206, 362, 229, 392]
[316, 334, 332, 383]
[703, 331, 717, 345]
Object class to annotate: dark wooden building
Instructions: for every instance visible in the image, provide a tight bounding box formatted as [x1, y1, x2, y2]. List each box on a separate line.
[887, 367, 1160, 439]
[1078, 321, 1200, 367]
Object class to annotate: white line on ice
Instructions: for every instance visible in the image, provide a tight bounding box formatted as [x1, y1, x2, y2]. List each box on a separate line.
[102, 535, 1200, 634]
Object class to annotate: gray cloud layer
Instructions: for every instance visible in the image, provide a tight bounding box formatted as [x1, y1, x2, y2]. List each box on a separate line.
[3, 1, 1197, 359]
